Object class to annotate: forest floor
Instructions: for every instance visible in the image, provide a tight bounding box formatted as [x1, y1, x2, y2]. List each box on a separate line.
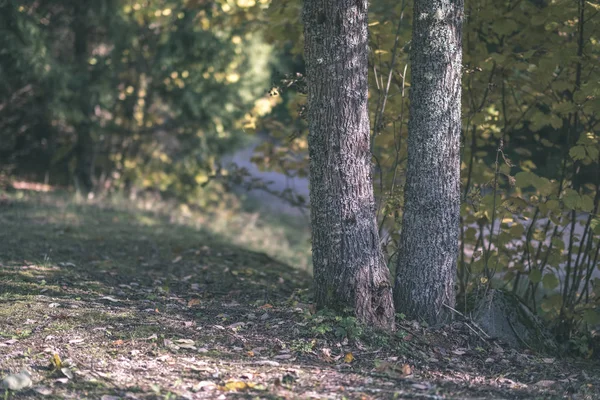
[1, 188, 600, 399]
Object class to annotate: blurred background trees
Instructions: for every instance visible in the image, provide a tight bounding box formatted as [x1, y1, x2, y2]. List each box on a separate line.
[1, 0, 276, 204]
[1, 0, 599, 350]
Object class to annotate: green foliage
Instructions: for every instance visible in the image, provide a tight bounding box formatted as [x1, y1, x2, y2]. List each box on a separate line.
[259, 0, 600, 345]
[309, 309, 364, 340]
[0, 0, 275, 202]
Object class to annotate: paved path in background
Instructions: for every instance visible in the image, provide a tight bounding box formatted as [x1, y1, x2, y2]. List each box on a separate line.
[222, 139, 310, 217]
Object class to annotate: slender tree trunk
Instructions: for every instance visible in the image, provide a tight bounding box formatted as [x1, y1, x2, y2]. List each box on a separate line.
[303, 0, 395, 330]
[73, 4, 94, 194]
[394, 0, 463, 324]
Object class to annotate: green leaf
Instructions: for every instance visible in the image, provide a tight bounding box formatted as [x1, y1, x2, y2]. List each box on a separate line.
[569, 145, 587, 161]
[562, 189, 580, 210]
[541, 294, 563, 312]
[549, 114, 563, 129]
[542, 273, 559, 290]
[580, 195, 594, 212]
[546, 199, 560, 212]
[515, 171, 537, 188]
[582, 309, 600, 325]
[586, 145, 599, 162]
[591, 217, 600, 235]
[529, 269, 542, 283]
[533, 177, 553, 196]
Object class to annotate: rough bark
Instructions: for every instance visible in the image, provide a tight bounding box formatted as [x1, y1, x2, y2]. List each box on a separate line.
[394, 0, 463, 324]
[303, 0, 395, 330]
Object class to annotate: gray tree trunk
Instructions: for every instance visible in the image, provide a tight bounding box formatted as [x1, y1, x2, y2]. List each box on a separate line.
[303, 0, 395, 330]
[394, 0, 463, 324]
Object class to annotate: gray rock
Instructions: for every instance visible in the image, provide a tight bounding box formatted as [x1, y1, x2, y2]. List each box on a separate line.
[1, 369, 33, 391]
[473, 289, 557, 352]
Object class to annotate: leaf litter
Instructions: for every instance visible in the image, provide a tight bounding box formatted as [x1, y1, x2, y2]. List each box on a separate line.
[0, 194, 599, 399]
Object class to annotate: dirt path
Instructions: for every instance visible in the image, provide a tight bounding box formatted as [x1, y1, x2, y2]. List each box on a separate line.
[1, 192, 599, 399]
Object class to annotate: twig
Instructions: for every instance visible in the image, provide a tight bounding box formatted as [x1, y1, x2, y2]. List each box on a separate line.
[442, 303, 491, 341]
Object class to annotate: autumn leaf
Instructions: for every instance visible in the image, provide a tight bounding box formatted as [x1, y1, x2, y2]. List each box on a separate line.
[187, 298, 201, 307]
[344, 352, 354, 363]
[221, 380, 248, 391]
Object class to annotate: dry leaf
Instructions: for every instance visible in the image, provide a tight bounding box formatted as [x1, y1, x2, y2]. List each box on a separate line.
[321, 348, 333, 363]
[172, 256, 182, 263]
[187, 299, 201, 307]
[99, 296, 120, 302]
[60, 368, 74, 379]
[534, 380, 556, 387]
[402, 364, 412, 375]
[344, 352, 354, 363]
[222, 381, 248, 391]
[411, 383, 429, 390]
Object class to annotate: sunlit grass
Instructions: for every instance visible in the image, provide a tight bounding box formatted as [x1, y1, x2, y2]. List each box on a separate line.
[0, 187, 313, 273]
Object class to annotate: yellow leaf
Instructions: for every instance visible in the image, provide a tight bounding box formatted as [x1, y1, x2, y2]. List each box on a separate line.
[344, 352, 354, 363]
[223, 381, 248, 391]
[51, 353, 62, 369]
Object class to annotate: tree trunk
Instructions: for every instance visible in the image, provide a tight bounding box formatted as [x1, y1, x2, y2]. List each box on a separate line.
[303, 0, 395, 330]
[73, 4, 94, 194]
[394, 0, 463, 324]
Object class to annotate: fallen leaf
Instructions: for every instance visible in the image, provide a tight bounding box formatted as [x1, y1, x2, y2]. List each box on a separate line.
[51, 353, 63, 369]
[99, 296, 120, 302]
[534, 380, 556, 387]
[321, 348, 333, 363]
[60, 368, 73, 380]
[222, 381, 248, 391]
[254, 360, 279, 366]
[172, 256, 182, 263]
[411, 383, 430, 390]
[187, 299, 201, 307]
[402, 364, 412, 375]
[344, 352, 354, 363]
[175, 339, 197, 350]
[34, 386, 53, 395]
[227, 322, 245, 330]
